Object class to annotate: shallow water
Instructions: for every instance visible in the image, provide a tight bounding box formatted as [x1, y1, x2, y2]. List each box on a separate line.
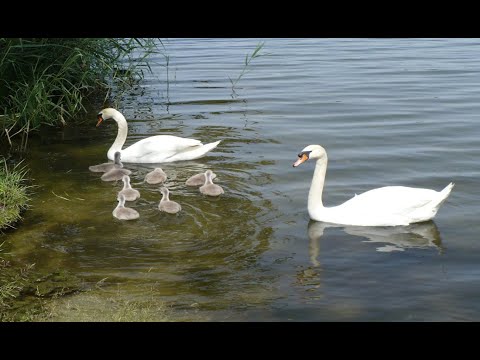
[2, 38, 480, 321]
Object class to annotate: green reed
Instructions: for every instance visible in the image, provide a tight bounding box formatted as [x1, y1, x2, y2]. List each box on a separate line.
[229, 41, 267, 94]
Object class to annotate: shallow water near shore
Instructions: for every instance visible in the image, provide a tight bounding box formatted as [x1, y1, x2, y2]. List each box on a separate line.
[1, 38, 479, 321]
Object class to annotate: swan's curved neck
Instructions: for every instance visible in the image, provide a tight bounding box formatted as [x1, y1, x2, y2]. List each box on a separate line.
[108, 112, 128, 159]
[308, 156, 327, 212]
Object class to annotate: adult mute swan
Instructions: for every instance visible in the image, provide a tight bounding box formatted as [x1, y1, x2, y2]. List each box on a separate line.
[96, 108, 221, 163]
[293, 145, 454, 227]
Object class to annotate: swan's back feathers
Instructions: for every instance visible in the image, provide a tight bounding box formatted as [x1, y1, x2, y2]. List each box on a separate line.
[327, 184, 454, 226]
[341, 186, 438, 214]
[111, 136, 220, 163]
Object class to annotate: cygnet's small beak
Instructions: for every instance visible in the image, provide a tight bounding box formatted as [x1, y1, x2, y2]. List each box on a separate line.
[96, 114, 103, 127]
[293, 153, 309, 167]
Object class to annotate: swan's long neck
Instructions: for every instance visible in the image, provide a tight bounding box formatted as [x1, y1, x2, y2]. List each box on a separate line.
[108, 112, 128, 159]
[308, 156, 327, 212]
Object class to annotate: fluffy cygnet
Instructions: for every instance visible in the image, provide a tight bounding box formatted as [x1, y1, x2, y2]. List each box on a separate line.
[199, 170, 224, 196]
[89, 151, 123, 173]
[118, 175, 140, 201]
[158, 187, 182, 214]
[145, 168, 167, 184]
[112, 193, 139, 220]
[185, 171, 217, 186]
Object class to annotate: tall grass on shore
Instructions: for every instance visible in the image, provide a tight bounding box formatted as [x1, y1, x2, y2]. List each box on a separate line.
[0, 158, 30, 230]
[0, 38, 158, 147]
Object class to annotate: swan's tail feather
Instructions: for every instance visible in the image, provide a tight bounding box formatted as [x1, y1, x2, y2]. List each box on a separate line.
[167, 140, 222, 162]
[201, 140, 222, 153]
[431, 182, 454, 211]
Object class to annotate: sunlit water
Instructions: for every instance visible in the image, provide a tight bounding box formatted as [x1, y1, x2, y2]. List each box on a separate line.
[2, 38, 480, 321]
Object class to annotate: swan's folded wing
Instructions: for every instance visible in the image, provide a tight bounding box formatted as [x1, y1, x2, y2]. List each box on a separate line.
[341, 186, 438, 217]
[124, 135, 203, 159]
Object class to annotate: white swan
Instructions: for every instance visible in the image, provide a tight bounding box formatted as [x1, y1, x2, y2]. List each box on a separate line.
[293, 145, 454, 226]
[96, 108, 221, 163]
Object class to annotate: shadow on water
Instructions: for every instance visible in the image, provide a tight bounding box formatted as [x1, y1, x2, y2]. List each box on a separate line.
[307, 220, 443, 267]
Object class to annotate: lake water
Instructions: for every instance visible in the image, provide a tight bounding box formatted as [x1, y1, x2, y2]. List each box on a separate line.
[2, 38, 480, 321]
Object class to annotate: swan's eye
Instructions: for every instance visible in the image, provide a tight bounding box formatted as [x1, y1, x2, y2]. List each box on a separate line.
[298, 151, 311, 158]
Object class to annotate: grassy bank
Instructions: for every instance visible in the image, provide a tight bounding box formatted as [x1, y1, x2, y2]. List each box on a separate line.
[0, 38, 157, 146]
[0, 158, 30, 230]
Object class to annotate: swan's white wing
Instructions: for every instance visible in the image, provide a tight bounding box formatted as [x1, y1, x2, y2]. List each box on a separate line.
[122, 135, 203, 162]
[340, 186, 438, 216]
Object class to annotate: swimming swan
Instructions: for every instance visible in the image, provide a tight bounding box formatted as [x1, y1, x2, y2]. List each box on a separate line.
[113, 193, 140, 220]
[158, 187, 182, 214]
[96, 108, 221, 163]
[118, 175, 140, 201]
[293, 145, 454, 226]
[185, 171, 217, 186]
[145, 168, 167, 184]
[89, 151, 123, 173]
[199, 170, 224, 196]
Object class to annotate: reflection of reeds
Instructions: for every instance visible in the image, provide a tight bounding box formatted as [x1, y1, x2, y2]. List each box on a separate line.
[229, 42, 267, 94]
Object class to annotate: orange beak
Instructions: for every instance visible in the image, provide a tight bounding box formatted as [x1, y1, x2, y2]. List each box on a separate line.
[293, 153, 309, 167]
[96, 115, 103, 127]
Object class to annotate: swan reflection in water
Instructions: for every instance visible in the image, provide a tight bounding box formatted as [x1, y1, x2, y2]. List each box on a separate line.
[307, 220, 443, 267]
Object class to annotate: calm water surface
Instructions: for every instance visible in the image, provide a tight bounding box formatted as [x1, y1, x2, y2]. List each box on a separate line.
[3, 38, 480, 321]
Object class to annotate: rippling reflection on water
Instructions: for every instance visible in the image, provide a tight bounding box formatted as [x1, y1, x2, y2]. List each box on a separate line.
[2, 38, 480, 321]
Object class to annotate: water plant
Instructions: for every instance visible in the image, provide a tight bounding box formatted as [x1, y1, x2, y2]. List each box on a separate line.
[229, 41, 267, 94]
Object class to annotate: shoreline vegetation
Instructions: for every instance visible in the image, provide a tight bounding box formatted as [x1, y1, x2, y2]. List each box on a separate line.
[0, 38, 159, 230]
[0, 38, 159, 148]
[0, 39, 165, 321]
[0, 158, 30, 231]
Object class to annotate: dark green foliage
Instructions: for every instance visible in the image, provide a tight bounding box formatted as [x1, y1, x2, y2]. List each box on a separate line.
[0, 38, 157, 143]
[0, 158, 30, 230]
